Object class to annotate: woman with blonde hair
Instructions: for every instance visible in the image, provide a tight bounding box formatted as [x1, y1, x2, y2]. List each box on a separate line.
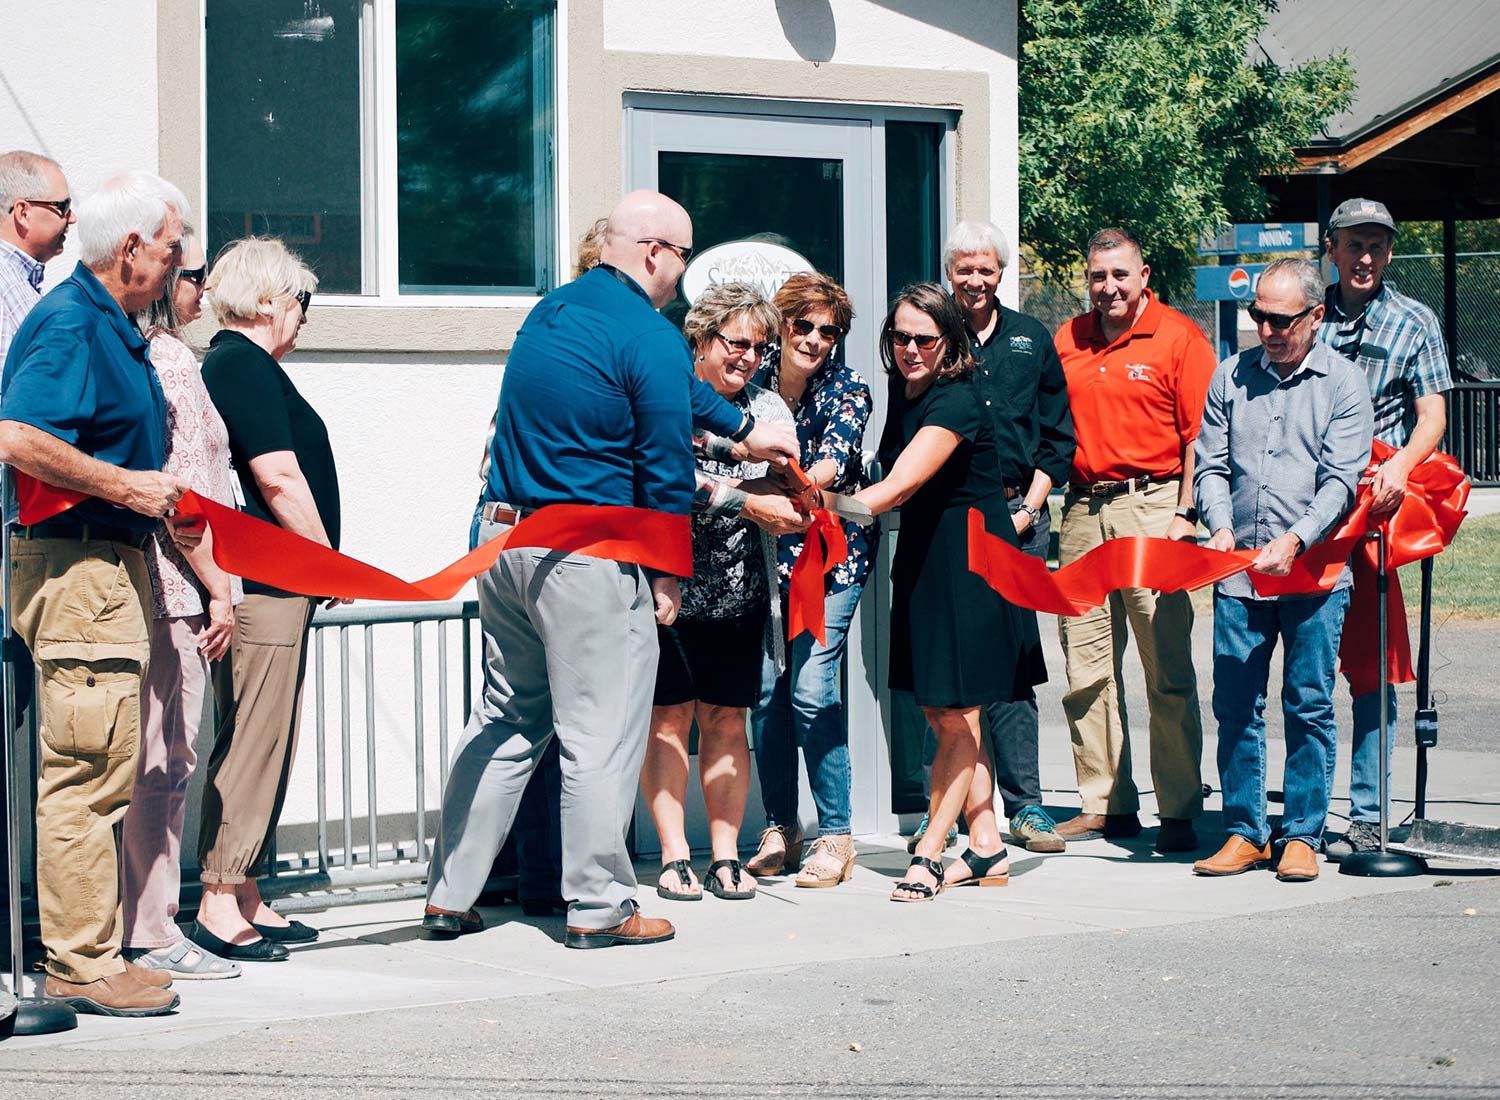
[118, 226, 244, 979]
[853, 283, 1044, 902]
[187, 237, 343, 961]
[639, 281, 795, 901]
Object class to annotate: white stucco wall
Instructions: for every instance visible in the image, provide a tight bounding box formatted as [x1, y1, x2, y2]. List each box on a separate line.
[603, 0, 1022, 308]
[0, 3, 160, 292]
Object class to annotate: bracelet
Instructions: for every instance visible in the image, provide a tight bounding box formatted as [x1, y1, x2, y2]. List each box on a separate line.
[727, 412, 755, 444]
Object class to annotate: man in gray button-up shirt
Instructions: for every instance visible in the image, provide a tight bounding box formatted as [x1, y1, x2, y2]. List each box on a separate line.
[1191, 258, 1374, 884]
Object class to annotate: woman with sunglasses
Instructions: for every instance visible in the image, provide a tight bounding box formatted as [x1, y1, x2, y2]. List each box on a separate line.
[640, 281, 797, 902]
[853, 283, 1044, 902]
[744, 272, 871, 888]
[187, 237, 341, 961]
[117, 227, 244, 980]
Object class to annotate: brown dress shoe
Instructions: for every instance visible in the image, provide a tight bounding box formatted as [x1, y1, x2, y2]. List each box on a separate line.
[1055, 812, 1142, 841]
[1193, 835, 1273, 876]
[745, 825, 804, 876]
[124, 959, 173, 988]
[1276, 839, 1320, 882]
[564, 911, 675, 950]
[44, 971, 180, 1017]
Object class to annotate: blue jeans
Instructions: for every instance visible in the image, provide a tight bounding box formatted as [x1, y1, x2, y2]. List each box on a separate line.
[1212, 589, 1350, 848]
[1348, 686, 1396, 823]
[752, 583, 863, 835]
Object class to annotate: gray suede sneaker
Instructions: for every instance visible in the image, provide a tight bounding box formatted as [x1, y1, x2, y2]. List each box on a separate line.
[1008, 805, 1066, 853]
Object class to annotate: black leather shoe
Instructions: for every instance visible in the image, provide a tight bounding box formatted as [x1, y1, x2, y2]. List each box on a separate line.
[186, 921, 290, 962]
[422, 905, 484, 939]
[252, 919, 320, 944]
[1155, 817, 1200, 853]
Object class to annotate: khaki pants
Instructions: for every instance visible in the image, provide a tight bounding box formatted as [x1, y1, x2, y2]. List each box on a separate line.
[197, 593, 314, 884]
[8, 535, 152, 982]
[1056, 480, 1204, 819]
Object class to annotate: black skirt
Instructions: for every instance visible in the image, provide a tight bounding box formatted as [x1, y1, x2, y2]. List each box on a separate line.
[888, 494, 1045, 709]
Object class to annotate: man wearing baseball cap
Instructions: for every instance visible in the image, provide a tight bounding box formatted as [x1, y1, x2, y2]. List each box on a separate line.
[1316, 198, 1451, 860]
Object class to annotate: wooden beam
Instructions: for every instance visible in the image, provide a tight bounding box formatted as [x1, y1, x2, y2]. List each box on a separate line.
[1291, 64, 1500, 175]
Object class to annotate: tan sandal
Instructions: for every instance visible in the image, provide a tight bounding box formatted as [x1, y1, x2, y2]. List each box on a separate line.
[794, 834, 856, 888]
[745, 825, 804, 876]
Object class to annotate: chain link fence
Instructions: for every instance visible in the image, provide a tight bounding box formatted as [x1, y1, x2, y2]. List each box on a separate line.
[1017, 273, 1216, 343]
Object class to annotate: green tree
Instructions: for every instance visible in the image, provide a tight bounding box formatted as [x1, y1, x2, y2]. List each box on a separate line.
[1019, 0, 1355, 296]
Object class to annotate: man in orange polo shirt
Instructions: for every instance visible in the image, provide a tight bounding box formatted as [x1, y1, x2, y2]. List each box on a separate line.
[1053, 227, 1216, 853]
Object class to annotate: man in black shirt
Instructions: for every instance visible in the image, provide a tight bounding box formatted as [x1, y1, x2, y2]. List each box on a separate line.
[945, 220, 1076, 852]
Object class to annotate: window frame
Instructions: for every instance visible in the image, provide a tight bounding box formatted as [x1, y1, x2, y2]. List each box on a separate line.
[205, 0, 562, 309]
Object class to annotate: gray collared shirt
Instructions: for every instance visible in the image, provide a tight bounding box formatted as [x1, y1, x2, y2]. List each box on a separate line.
[1194, 341, 1374, 600]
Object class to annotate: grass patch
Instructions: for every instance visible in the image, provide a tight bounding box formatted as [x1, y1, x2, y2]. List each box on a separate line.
[1403, 511, 1500, 620]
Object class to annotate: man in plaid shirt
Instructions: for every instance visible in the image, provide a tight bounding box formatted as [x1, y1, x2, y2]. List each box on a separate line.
[0, 151, 75, 360]
[1315, 197, 1452, 859]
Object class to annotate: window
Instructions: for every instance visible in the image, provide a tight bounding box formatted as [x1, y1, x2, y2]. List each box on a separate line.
[206, 0, 555, 299]
[884, 120, 943, 298]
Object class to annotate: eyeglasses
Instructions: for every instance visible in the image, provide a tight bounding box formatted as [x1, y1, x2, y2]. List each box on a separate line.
[15, 197, 71, 220]
[891, 330, 942, 350]
[177, 266, 206, 287]
[715, 332, 772, 359]
[296, 289, 313, 320]
[637, 237, 694, 264]
[1247, 304, 1315, 330]
[789, 318, 844, 341]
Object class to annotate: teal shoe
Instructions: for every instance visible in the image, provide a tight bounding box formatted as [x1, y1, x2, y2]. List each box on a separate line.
[906, 813, 960, 854]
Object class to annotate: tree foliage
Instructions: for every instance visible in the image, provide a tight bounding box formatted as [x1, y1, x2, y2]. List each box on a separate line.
[1019, 0, 1355, 296]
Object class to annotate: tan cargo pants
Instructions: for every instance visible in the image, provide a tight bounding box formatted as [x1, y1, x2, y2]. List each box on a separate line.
[9, 534, 152, 982]
[1056, 479, 1205, 819]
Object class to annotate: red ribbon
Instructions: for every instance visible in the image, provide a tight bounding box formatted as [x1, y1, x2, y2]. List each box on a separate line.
[15, 471, 88, 525]
[787, 508, 849, 645]
[967, 445, 1469, 693]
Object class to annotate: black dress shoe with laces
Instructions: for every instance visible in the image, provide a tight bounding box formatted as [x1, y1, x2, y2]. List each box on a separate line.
[186, 921, 290, 962]
[422, 905, 484, 939]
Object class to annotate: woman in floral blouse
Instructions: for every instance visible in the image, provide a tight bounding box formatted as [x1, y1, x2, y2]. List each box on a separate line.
[118, 227, 245, 979]
[640, 282, 797, 902]
[746, 272, 873, 888]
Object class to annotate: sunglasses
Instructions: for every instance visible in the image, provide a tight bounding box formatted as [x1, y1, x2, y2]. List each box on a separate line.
[715, 332, 772, 359]
[637, 237, 694, 264]
[1247, 304, 1315, 330]
[789, 317, 844, 341]
[296, 289, 313, 320]
[177, 266, 206, 287]
[18, 197, 71, 220]
[891, 330, 942, 350]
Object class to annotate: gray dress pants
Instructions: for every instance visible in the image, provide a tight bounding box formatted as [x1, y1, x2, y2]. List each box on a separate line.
[427, 523, 657, 930]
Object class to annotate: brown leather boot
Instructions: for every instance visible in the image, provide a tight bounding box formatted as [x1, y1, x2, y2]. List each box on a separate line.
[1275, 839, 1320, 882]
[745, 825, 804, 876]
[45, 971, 180, 1017]
[1193, 835, 1273, 876]
[565, 911, 675, 950]
[124, 959, 174, 988]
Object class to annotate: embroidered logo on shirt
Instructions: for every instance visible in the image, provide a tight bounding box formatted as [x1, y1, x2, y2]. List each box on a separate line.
[1009, 335, 1034, 354]
[1126, 363, 1152, 381]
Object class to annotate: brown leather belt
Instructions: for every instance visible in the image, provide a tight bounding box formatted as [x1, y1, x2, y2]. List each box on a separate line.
[480, 501, 535, 526]
[1070, 473, 1164, 499]
[1003, 485, 1020, 501]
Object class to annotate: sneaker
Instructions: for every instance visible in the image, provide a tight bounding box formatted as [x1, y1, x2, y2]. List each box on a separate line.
[1325, 820, 1381, 862]
[1008, 805, 1066, 853]
[905, 813, 960, 854]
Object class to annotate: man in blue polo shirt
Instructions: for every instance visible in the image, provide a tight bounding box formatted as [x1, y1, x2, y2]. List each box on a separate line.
[0, 171, 193, 1018]
[425, 190, 796, 949]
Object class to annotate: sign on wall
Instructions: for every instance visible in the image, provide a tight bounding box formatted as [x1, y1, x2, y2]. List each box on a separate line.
[681, 238, 814, 304]
[1197, 222, 1321, 255]
[1195, 263, 1269, 302]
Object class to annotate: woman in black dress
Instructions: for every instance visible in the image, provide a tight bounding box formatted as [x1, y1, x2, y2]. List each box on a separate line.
[854, 283, 1045, 902]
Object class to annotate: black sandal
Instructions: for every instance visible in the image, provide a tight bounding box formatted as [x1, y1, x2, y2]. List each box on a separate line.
[705, 859, 756, 900]
[890, 856, 945, 903]
[655, 859, 702, 901]
[945, 847, 1010, 889]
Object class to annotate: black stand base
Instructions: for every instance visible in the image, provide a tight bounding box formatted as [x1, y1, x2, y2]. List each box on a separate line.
[1338, 849, 1428, 877]
[2, 997, 78, 1037]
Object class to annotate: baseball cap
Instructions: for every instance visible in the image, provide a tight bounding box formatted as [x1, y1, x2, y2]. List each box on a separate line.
[1328, 197, 1396, 233]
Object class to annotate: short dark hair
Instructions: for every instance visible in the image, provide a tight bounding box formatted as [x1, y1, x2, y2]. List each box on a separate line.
[1086, 226, 1143, 265]
[879, 282, 976, 380]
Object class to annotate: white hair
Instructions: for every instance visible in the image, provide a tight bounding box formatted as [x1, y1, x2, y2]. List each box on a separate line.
[0, 150, 61, 213]
[1261, 257, 1325, 309]
[74, 171, 191, 268]
[205, 236, 318, 325]
[943, 220, 1012, 272]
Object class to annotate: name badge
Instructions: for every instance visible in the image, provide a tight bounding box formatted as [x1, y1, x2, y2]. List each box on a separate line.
[1358, 343, 1390, 361]
[228, 465, 247, 509]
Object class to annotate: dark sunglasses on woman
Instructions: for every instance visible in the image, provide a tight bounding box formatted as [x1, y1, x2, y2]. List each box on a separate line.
[891, 330, 941, 349]
[789, 318, 844, 341]
[177, 266, 206, 287]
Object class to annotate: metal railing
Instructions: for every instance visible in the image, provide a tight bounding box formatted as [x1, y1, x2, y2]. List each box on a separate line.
[1444, 383, 1500, 487]
[258, 599, 482, 911]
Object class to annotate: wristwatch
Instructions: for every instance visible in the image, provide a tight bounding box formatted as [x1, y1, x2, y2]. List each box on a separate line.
[1175, 506, 1199, 524]
[1018, 502, 1041, 524]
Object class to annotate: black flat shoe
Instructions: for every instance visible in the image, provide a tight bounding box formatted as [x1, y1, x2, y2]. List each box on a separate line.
[252, 919, 320, 944]
[422, 905, 484, 939]
[186, 921, 290, 962]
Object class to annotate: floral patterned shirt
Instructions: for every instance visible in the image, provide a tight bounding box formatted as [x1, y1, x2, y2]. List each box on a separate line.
[146, 331, 244, 619]
[756, 349, 875, 594]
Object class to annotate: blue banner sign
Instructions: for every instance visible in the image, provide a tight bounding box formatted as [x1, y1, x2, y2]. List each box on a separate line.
[1197, 222, 1320, 255]
[1195, 263, 1269, 301]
